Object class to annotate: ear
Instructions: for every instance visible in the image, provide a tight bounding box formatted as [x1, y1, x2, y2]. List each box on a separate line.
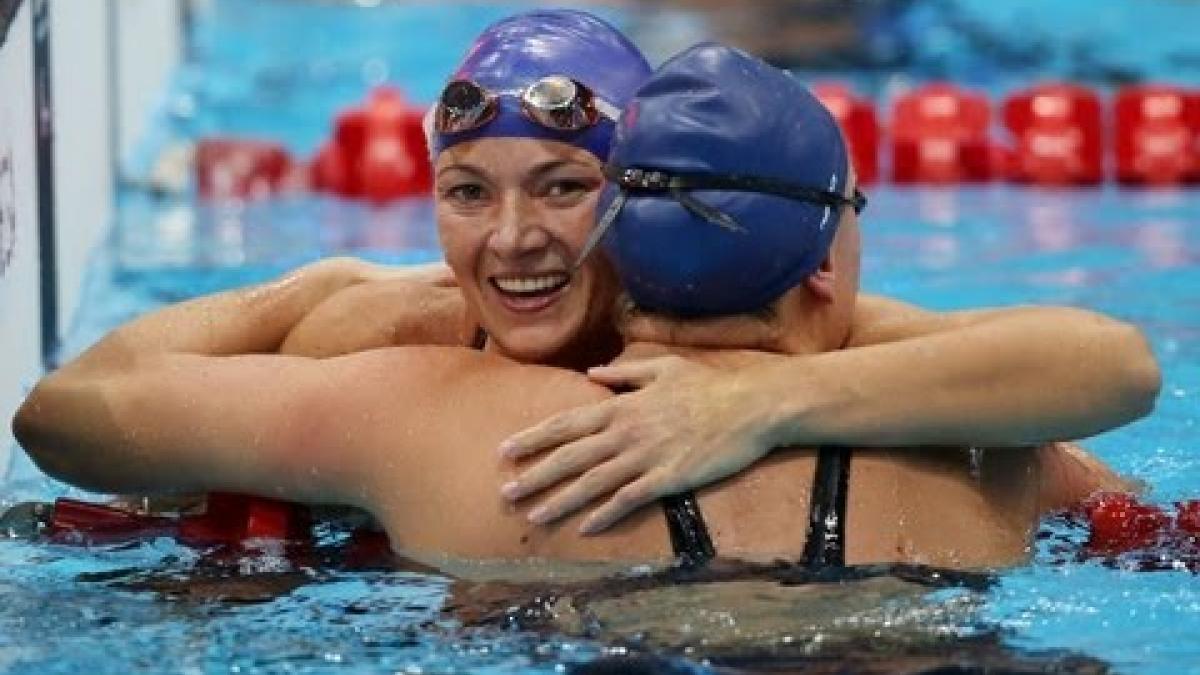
[801, 253, 837, 302]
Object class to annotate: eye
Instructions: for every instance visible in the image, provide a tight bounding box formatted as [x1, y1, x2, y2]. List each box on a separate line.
[441, 182, 488, 206]
[541, 178, 596, 206]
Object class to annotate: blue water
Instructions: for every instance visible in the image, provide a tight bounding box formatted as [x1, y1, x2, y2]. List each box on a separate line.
[4, 0, 1200, 672]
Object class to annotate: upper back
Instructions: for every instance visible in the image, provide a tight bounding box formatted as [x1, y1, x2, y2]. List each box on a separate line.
[323, 346, 1047, 572]
[280, 282, 1043, 566]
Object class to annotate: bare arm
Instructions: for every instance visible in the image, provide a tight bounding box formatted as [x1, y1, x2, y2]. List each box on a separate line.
[10, 257, 433, 498]
[498, 297, 1159, 532]
[774, 295, 1161, 447]
[279, 277, 471, 357]
[279, 262, 471, 357]
[599, 294, 1160, 447]
[284, 286, 1160, 443]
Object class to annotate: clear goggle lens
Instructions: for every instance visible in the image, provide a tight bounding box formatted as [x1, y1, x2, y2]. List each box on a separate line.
[433, 76, 616, 135]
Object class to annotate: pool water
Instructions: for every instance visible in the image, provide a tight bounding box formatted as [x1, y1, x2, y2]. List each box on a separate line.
[3, 0, 1200, 673]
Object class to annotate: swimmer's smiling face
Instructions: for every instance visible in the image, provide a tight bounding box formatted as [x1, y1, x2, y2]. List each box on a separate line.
[435, 137, 621, 365]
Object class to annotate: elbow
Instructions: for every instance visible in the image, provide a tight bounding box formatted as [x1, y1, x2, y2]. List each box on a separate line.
[11, 376, 127, 493]
[11, 394, 39, 459]
[1104, 318, 1161, 424]
[12, 380, 70, 482]
[1123, 328, 1162, 420]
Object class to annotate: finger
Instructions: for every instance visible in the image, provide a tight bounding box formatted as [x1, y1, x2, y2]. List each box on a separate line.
[580, 473, 672, 535]
[586, 358, 672, 389]
[527, 455, 646, 526]
[498, 402, 613, 460]
[501, 435, 622, 502]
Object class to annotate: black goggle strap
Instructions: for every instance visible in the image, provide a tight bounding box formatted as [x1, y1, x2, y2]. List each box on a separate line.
[571, 166, 865, 272]
[570, 183, 746, 273]
[670, 187, 746, 233]
[610, 166, 865, 213]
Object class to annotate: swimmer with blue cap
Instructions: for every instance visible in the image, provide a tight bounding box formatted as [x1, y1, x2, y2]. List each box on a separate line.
[502, 43, 1132, 565]
[582, 40, 866, 321]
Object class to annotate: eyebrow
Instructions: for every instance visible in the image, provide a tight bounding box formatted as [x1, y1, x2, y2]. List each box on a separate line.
[528, 159, 588, 181]
[436, 163, 486, 181]
[436, 158, 593, 183]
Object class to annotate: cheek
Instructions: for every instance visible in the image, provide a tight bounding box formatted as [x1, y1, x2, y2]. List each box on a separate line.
[436, 211, 483, 272]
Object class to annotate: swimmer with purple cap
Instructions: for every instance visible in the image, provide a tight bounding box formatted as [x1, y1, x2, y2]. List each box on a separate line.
[16, 11, 1155, 558]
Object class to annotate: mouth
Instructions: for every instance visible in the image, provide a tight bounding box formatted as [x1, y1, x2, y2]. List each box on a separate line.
[489, 272, 572, 313]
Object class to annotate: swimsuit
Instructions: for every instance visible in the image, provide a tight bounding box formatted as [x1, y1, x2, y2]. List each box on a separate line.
[662, 446, 852, 569]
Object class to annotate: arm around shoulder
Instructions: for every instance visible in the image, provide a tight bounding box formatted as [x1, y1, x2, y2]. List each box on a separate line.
[280, 278, 471, 357]
[12, 257, 436, 497]
[813, 296, 1163, 446]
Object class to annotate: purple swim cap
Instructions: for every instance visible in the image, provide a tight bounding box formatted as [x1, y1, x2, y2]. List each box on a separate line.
[427, 9, 652, 161]
[596, 43, 853, 317]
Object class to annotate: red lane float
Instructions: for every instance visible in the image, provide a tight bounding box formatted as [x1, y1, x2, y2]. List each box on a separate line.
[311, 86, 432, 203]
[1082, 491, 1200, 557]
[49, 492, 311, 548]
[194, 138, 303, 201]
[1115, 85, 1200, 185]
[192, 82, 1200, 199]
[1003, 83, 1105, 185]
[891, 83, 993, 183]
[812, 83, 880, 184]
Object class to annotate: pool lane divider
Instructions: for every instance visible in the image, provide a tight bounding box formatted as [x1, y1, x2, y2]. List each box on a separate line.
[46, 493, 312, 548]
[31, 0, 57, 368]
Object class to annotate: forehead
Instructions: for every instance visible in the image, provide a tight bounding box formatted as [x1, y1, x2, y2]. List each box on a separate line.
[435, 137, 600, 178]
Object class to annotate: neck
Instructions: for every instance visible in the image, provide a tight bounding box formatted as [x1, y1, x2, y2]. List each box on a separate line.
[487, 323, 624, 372]
[615, 296, 853, 364]
[617, 314, 827, 359]
[551, 326, 625, 371]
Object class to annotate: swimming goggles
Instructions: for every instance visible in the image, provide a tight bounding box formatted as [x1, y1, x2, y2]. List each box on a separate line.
[432, 76, 621, 135]
[573, 165, 868, 269]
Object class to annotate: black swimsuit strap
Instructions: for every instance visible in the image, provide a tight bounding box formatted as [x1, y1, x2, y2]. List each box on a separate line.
[661, 491, 716, 568]
[803, 445, 852, 568]
[475, 325, 716, 567]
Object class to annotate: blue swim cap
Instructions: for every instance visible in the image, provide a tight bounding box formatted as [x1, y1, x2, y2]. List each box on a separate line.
[428, 10, 652, 160]
[595, 43, 852, 317]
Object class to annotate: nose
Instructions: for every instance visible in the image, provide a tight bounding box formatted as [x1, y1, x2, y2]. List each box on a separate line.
[488, 190, 550, 259]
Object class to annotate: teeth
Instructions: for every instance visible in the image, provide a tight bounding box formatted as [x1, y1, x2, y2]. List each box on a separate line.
[493, 274, 568, 294]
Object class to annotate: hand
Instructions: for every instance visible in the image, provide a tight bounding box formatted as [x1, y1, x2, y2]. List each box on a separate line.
[498, 355, 778, 534]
